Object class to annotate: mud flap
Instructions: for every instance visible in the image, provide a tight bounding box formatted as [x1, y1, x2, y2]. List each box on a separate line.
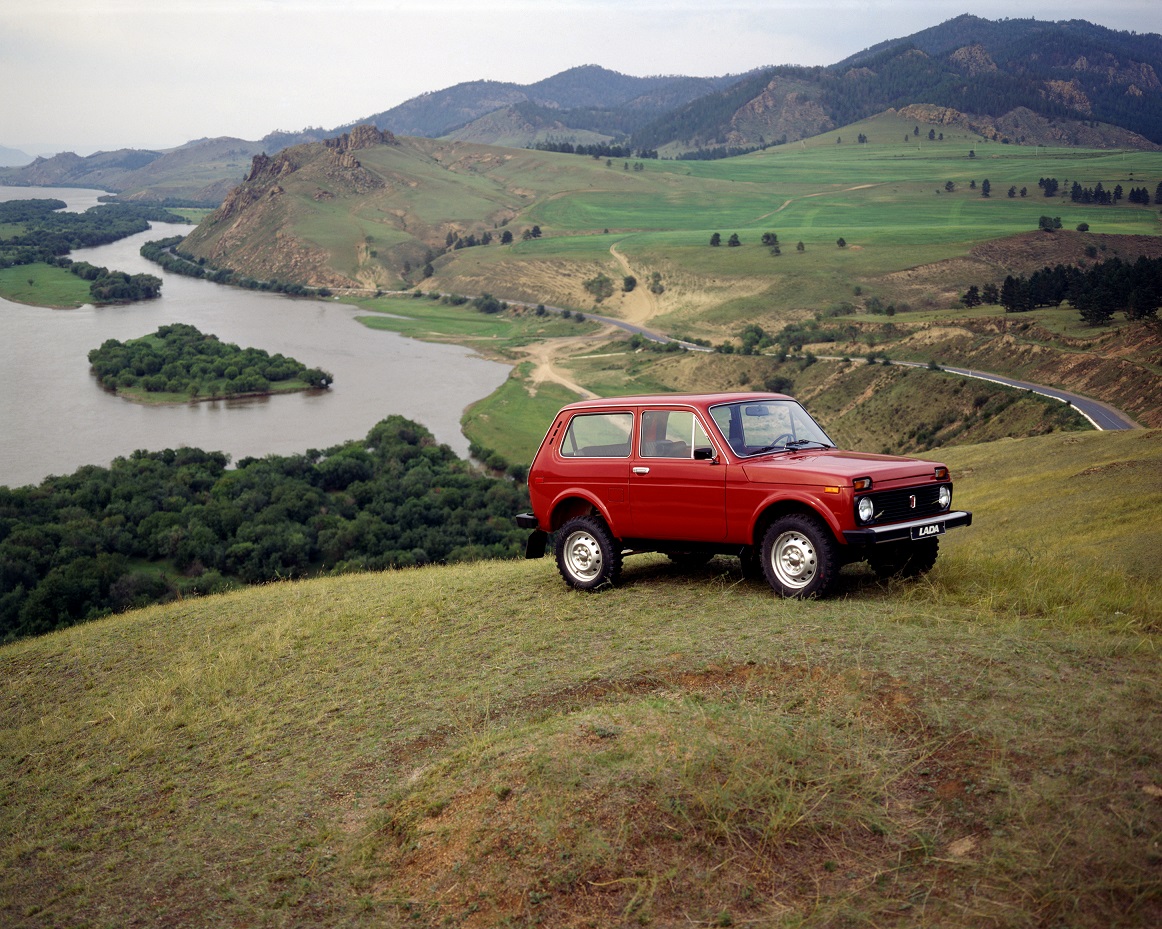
[524, 529, 548, 559]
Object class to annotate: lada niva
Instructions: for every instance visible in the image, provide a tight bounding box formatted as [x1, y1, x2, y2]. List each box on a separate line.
[515, 393, 971, 598]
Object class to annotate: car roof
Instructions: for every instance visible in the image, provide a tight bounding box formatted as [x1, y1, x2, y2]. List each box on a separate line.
[558, 392, 793, 413]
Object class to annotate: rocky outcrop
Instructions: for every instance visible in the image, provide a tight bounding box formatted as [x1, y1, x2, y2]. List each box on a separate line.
[949, 44, 998, 77]
[324, 124, 397, 154]
[894, 103, 1160, 150]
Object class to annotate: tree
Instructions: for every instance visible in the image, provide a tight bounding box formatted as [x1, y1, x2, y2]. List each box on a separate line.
[709, 232, 721, 247]
[836, 237, 847, 248]
[500, 230, 513, 245]
[1008, 186, 1017, 198]
[962, 285, 982, 308]
[622, 275, 636, 292]
[1038, 215, 1062, 232]
[945, 180, 955, 192]
[968, 149, 976, 159]
[981, 179, 991, 197]
[796, 241, 805, 252]
[727, 233, 741, 247]
[928, 128, 936, 141]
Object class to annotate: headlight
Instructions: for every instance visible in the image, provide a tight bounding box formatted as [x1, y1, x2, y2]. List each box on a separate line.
[857, 496, 875, 522]
[938, 485, 951, 509]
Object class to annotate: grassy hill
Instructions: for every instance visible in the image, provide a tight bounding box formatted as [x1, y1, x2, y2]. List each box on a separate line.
[3, 429, 1159, 928]
[181, 123, 1162, 320]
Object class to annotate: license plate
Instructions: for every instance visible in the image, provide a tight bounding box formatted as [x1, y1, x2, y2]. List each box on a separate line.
[911, 521, 945, 540]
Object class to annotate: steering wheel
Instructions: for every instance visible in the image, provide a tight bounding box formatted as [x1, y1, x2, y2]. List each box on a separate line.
[769, 433, 794, 448]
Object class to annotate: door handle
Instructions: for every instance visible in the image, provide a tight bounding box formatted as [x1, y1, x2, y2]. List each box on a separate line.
[632, 466, 650, 475]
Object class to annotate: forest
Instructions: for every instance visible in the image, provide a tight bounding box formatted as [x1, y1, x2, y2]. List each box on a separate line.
[0, 417, 531, 642]
[88, 323, 333, 399]
[987, 255, 1162, 323]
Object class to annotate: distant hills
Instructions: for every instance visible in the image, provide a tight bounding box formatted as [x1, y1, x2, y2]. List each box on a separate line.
[0, 145, 33, 168]
[1, 15, 1159, 202]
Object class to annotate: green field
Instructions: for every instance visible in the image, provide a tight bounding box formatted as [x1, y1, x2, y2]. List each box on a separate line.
[0, 263, 92, 308]
[2, 429, 1159, 928]
[353, 293, 600, 345]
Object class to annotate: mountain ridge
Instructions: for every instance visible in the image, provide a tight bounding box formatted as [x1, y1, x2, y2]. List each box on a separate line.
[1, 16, 1159, 202]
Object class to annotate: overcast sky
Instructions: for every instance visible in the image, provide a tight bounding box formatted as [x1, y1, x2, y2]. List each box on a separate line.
[2, 0, 1158, 156]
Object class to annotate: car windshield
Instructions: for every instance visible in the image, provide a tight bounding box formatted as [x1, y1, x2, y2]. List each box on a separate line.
[709, 399, 834, 458]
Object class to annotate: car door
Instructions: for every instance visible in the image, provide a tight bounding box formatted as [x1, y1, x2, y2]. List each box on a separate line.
[550, 410, 634, 532]
[628, 408, 727, 541]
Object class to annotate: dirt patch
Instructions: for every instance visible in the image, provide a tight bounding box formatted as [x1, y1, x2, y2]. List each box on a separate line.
[359, 664, 999, 928]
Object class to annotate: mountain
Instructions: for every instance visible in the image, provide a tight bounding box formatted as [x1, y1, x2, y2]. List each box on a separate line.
[349, 18, 1162, 155]
[626, 16, 1162, 153]
[0, 137, 267, 204]
[0, 145, 33, 167]
[1, 17, 1158, 203]
[345, 65, 741, 140]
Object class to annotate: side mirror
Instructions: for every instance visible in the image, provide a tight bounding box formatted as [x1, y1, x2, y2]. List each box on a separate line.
[694, 446, 717, 461]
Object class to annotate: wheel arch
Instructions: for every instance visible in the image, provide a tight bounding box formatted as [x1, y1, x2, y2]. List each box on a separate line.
[750, 497, 842, 549]
[549, 494, 614, 533]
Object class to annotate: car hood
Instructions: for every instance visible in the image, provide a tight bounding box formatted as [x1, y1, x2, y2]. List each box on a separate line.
[741, 449, 944, 485]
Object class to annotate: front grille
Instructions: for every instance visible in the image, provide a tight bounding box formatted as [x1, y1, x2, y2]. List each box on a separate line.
[861, 484, 949, 524]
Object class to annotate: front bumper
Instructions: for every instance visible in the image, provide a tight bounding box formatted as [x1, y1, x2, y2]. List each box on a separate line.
[843, 510, 972, 545]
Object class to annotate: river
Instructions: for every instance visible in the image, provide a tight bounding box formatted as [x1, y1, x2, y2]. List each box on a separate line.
[0, 187, 511, 488]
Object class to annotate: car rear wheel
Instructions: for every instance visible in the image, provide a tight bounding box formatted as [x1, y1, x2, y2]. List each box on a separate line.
[760, 514, 837, 598]
[556, 516, 622, 590]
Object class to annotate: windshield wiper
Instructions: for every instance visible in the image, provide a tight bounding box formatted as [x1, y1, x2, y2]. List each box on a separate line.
[786, 439, 832, 449]
[751, 439, 831, 455]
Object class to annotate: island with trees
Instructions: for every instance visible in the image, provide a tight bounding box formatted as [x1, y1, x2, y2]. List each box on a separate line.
[88, 323, 333, 403]
[0, 198, 185, 306]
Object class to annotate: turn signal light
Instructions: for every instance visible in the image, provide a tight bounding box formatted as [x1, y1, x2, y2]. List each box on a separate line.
[934, 467, 949, 481]
[853, 476, 873, 491]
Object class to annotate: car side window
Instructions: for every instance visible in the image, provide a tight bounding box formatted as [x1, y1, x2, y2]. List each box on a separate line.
[559, 412, 633, 458]
[639, 410, 712, 459]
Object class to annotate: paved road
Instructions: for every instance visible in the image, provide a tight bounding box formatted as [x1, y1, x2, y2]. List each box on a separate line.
[876, 359, 1139, 431]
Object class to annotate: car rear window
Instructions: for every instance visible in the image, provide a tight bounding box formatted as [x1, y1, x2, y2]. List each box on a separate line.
[559, 412, 633, 458]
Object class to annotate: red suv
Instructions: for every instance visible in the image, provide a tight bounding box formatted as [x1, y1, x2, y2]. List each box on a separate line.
[515, 393, 971, 597]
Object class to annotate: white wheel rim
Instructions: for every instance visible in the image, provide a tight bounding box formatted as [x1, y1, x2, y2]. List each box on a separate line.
[771, 530, 817, 589]
[564, 530, 602, 581]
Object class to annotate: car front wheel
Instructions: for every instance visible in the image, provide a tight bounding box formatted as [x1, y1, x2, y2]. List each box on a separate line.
[555, 515, 622, 590]
[760, 514, 837, 598]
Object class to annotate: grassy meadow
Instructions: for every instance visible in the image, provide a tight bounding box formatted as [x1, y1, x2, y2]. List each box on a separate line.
[2, 429, 1159, 928]
[0, 263, 92, 308]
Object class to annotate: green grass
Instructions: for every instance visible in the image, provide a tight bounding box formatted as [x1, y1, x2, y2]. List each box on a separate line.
[461, 364, 578, 461]
[0, 262, 92, 308]
[352, 294, 599, 346]
[2, 430, 1159, 928]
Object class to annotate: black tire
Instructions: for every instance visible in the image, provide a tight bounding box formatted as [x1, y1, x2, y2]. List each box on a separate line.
[868, 538, 939, 579]
[667, 551, 714, 569]
[760, 514, 838, 598]
[555, 515, 622, 590]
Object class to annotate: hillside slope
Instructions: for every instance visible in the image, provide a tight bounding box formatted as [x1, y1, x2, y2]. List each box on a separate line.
[2, 430, 1159, 928]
